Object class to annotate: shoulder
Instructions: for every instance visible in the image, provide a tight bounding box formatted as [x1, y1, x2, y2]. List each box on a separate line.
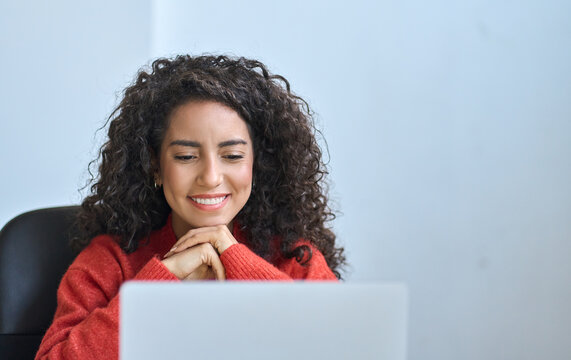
[63, 234, 132, 291]
[67, 223, 175, 282]
[70, 234, 125, 272]
[52, 234, 130, 313]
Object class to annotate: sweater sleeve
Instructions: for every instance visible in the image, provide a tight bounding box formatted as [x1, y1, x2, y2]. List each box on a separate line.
[35, 242, 178, 360]
[220, 242, 338, 281]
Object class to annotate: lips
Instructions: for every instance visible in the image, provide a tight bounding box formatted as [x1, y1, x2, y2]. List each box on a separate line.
[190, 195, 226, 205]
[188, 194, 230, 210]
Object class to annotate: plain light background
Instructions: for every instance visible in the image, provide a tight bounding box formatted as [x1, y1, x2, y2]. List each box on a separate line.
[1, 1, 570, 359]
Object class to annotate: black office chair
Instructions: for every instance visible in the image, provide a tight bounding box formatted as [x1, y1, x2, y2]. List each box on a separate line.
[0, 206, 80, 359]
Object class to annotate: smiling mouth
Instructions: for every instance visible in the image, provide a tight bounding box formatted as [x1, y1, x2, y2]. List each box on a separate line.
[189, 195, 229, 205]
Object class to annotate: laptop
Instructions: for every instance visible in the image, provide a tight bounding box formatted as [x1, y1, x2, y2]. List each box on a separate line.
[120, 282, 407, 360]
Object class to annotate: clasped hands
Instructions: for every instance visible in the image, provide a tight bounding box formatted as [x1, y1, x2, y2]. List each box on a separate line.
[161, 225, 238, 281]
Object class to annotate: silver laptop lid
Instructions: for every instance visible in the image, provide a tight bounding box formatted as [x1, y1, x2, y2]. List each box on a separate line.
[120, 282, 407, 360]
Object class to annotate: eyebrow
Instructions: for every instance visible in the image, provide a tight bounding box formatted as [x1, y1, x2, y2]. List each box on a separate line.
[169, 139, 248, 148]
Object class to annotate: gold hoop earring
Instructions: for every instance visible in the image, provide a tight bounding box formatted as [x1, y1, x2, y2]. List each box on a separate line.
[153, 174, 161, 190]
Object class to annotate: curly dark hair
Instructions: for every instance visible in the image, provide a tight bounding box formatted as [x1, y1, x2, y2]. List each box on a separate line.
[74, 54, 346, 278]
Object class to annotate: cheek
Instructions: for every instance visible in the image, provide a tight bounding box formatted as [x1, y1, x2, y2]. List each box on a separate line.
[161, 163, 188, 192]
[233, 161, 254, 190]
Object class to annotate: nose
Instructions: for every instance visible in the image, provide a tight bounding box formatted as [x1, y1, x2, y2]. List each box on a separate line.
[197, 156, 222, 188]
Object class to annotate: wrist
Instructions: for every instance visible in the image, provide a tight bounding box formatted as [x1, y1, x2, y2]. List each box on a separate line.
[161, 257, 183, 279]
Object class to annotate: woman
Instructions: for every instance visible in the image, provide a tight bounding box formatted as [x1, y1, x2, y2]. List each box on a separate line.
[36, 55, 345, 359]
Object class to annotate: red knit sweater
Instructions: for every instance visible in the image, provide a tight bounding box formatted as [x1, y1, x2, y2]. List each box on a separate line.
[35, 216, 337, 359]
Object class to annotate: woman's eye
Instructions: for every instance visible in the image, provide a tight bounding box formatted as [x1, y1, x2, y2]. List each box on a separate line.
[224, 154, 244, 160]
[174, 155, 196, 161]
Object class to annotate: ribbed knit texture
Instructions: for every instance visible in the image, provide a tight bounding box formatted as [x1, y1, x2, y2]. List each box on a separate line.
[35, 215, 336, 360]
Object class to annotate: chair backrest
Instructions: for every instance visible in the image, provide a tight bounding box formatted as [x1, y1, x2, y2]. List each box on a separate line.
[0, 206, 80, 359]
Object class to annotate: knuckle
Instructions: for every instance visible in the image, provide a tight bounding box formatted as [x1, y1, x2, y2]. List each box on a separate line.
[199, 243, 215, 261]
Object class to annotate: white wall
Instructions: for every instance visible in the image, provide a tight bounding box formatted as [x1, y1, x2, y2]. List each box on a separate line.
[1, 1, 570, 359]
[0, 0, 151, 226]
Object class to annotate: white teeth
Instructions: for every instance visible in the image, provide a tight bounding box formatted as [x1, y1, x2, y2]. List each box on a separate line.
[191, 196, 226, 205]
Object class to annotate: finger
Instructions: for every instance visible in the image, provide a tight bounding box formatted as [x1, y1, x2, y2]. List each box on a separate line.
[164, 226, 222, 258]
[183, 264, 215, 281]
[169, 225, 225, 251]
[181, 243, 225, 281]
[163, 234, 211, 258]
[190, 226, 236, 254]
[162, 244, 214, 279]
[204, 245, 226, 281]
[166, 225, 235, 257]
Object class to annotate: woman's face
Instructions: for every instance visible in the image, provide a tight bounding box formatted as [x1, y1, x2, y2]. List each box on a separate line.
[158, 100, 254, 238]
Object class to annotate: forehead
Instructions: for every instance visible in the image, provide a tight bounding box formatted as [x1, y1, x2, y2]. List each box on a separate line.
[164, 100, 251, 142]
